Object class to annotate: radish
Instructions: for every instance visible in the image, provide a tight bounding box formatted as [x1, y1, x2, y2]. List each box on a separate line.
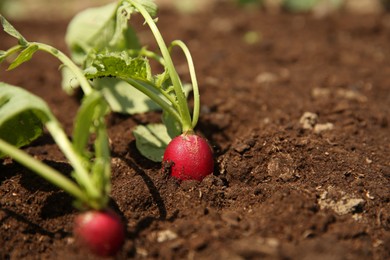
[120, 1, 215, 181]
[163, 133, 214, 181]
[74, 210, 125, 257]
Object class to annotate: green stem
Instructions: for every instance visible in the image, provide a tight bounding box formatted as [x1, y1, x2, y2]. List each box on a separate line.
[2, 45, 24, 62]
[35, 43, 106, 204]
[156, 85, 180, 110]
[1, 18, 106, 209]
[93, 118, 111, 201]
[132, 48, 165, 66]
[44, 114, 101, 203]
[35, 43, 93, 95]
[130, 1, 192, 132]
[0, 138, 97, 207]
[169, 40, 200, 129]
[124, 78, 182, 124]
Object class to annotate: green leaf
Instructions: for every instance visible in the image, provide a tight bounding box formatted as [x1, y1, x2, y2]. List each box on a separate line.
[0, 15, 28, 46]
[91, 115, 111, 204]
[84, 51, 152, 81]
[7, 44, 38, 70]
[0, 50, 7, 63]
[133, 123, 171, 162]
[162, 110, 181, 138]
[83, 50, 167, 115]
[111, 1, 132, 46]
[71, 90, 111, 207]
[65, 3, 116, 63]
[95, 78, 161, 114]
[0, 110, 43, 158]
[161, 82, 192, 137]
[60, 66, 79, 95]
[128, 0, 158, 16]
[65, 2, 140, 65]
[0, 82, 53, 157]
[154, 70, 171, 88]
[72, 91, 108, 158]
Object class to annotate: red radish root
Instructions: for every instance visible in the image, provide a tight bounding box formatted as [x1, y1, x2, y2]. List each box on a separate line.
[163, 134, 214, 181]
[74, 210, 125, 256]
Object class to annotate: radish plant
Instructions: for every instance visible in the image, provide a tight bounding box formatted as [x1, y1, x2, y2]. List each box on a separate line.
[0, 0, 214, 255]
[0, 17, 124, 256]
[64, 0, 214, 180]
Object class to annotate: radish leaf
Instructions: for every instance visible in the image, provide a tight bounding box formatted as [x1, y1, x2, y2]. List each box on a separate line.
[63, 0, 159, 113]
[72, 91, 108, 158]
[162, 110, 182, 139]
[131, 0, 158, 16]
[95, 78, 161, 114]
[0, 51, 7, 63]
[7, 44, 38, 70]
[84, 51, 152, 81]
[65, 1, 148, 65]
[63, 2, 141, 93]
[133, 124, 171, 162]
[0, 15, 28, 46]
[0, 82, 53, 157]
[61, 66, 80, 95]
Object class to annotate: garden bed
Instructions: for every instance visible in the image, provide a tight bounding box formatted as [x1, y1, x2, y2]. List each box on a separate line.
[1, 3, 389, 259]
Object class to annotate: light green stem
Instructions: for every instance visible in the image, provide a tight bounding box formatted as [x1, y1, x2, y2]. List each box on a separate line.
[132, 48, 165, 66]
[169, 40, 200, 129]
[125, 78, 182, 124]
[2, 45, 24, 62]
[44, 118, 101, 201]
[35, 43, 93, 95]
[1, 16, 106, 209]
[0, 138, 94, 206]
[34, 43, 107, 203]
[130, 1, 193, 132]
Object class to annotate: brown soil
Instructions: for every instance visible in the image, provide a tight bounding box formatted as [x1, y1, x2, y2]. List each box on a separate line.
[1, 3, 390, 260]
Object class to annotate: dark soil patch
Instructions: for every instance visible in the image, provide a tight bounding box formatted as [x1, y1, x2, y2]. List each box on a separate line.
[1, 3, 390, 259]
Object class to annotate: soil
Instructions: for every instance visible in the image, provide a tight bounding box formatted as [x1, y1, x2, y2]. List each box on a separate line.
[1, 3, 390, 260]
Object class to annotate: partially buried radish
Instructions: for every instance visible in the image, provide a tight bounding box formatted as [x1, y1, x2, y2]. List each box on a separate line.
[163, 133, 214, 181]
[74, 210, 125, 257]
[106, 1, 216, 180]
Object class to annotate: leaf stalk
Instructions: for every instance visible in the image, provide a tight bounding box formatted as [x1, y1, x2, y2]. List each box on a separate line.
[130, 0, 193, 132]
